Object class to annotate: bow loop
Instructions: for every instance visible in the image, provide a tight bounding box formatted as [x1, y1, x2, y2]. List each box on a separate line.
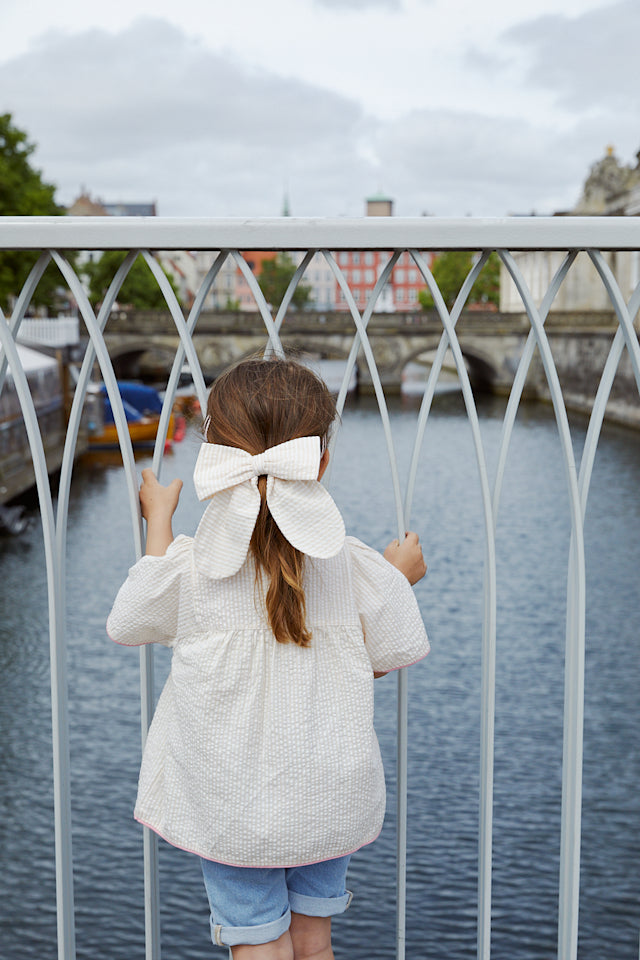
[192, 436, 345, 579]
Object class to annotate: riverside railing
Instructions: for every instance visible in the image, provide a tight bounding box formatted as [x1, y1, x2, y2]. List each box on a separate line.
[0, 216, 639, 960]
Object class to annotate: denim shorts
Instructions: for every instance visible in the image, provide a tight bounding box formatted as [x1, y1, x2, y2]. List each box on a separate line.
[200, 855, 352, 947]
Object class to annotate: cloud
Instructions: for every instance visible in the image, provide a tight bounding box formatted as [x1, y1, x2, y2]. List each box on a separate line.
[1, 14, 628, 220]
[372, 108, 602, 216]
[314, 0, 402, 9]
[505, 0, 640, 114]
[1, 19, 373, 215]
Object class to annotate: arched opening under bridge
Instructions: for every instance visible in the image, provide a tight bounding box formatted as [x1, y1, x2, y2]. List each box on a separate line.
[401, 343, 500, 397]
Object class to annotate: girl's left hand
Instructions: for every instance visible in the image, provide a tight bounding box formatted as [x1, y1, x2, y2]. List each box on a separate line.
[383, 531, 427, 585]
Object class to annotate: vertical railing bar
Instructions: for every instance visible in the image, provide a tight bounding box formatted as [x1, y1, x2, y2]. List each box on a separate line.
[411, 250, 498, 960]
[6, 248, 137, 960]
[499, 252, 586, 960]
[490, 254, 639, 960]
[51, 250, 143, 955]
[324, 254, 405, 544]
[403, 251, 490, 526]
[55, 250, 140, 542]
[586, 255, 640, 417]
[50, 251, 162, 958]
[144, 249, 230, 467]
[0, 321, 74, 960]
[323, 250, 402, 488]
[0, 253, 52, 395]
[140, 252, 209, 476]
[491, 252, 577, 521]
[50, 253, 142, 541]
[396, 662, 409, 960]
[333, 250, 402, 424]
[231, 252, 284, 358]
[272, 250, 316, 336]
[576, 272, 640, 519]
[134, 248, 228, 957]
[324, 248, 409, 960]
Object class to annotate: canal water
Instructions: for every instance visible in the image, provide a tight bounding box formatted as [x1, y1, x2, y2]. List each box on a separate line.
[0, 389, 639, 959]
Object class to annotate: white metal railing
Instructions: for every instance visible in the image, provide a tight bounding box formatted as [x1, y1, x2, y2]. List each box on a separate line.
[16, 315, 80, 348]
[1, 217, 639, 960]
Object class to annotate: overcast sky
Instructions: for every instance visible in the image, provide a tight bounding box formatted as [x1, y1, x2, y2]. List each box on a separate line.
[1, 0, 638, 217]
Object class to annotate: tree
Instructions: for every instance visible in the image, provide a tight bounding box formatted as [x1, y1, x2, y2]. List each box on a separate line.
[82, 251, 179, 309]
[0, 113, 65, 313]
[418, 251, 500, 311]
[258, 254, 312, 310]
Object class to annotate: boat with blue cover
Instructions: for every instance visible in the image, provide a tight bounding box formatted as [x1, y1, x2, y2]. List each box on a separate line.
[89, 381, 175, 450]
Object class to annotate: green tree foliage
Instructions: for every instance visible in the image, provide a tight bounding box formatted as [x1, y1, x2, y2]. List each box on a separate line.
[0, 113, 65, 313]
[82, 251, 179, 310]
[258, 254, 312, 309]
[418, 251, 501, 311]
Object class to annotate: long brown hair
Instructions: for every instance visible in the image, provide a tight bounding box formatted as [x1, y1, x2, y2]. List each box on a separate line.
[204, 356, 337, 646]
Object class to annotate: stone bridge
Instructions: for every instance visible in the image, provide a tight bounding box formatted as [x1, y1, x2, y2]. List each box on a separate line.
[103, 308, 639, 426]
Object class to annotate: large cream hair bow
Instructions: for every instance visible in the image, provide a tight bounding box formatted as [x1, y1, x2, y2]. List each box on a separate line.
[192, 436, 345, 578]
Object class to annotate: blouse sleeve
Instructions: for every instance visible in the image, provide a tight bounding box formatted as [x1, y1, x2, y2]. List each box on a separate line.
[106, 535, 196, 648]
[346, 536, 430, 673]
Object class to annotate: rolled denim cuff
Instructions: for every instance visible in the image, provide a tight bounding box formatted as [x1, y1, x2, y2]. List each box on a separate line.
[288, 888, 353, 917]
[211, 906, 291, 946]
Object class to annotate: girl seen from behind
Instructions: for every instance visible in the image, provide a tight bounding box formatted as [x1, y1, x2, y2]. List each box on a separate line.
[107, 356, 429, 959]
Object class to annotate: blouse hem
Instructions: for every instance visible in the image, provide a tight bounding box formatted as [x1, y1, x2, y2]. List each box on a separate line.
[375, 646, 431, 675]
[134, 814, 382, 868]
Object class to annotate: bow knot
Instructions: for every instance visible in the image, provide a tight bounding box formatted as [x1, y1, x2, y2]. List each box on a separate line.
[192, 436, 345, 579]
[251, 451, 269, 478]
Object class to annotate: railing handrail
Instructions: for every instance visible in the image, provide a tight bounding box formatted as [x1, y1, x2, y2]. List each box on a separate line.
[2, 215, 640, 250]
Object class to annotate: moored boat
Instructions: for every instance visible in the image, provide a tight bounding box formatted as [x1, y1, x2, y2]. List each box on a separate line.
[88, 381, 175, 450]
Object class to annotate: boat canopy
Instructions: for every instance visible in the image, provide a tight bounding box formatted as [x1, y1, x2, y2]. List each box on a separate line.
[100, 382, 163, 424]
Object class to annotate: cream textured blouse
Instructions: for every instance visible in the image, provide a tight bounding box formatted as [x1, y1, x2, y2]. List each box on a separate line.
[107, 534, 429, 867]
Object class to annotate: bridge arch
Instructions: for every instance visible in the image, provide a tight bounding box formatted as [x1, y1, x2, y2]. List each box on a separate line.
[106, 340, 180, 380]
[401, 337, 502, 394]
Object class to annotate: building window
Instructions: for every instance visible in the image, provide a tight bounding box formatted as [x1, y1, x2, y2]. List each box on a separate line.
[365, 252, 374, 265]
[352, 269, 360, 282]
[339, 252, 349, 266]
[352, 252, 360, 265]
[365, 269, 374, 283]
[396, 288, 405, 302]
[395, 269, 405, 283]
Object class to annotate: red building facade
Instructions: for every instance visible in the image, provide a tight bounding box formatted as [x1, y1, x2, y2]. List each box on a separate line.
[334, 195, 432, 312]
[333, 249, 430, 312]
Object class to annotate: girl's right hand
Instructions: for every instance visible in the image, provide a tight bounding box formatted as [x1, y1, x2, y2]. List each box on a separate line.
[383, 531, 427, 585]
[139, 469, 183, 523]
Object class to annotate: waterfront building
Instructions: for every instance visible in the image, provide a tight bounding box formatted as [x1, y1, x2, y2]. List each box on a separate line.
[67, 192, 157, 218]
[65, 190, 430, 313]
[334, 195, 431, 313]
[304, 252, 336, 310]
[235, 250, 278, 311]
[500, 145, 640, 314]
[66, 191, 166, 303]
